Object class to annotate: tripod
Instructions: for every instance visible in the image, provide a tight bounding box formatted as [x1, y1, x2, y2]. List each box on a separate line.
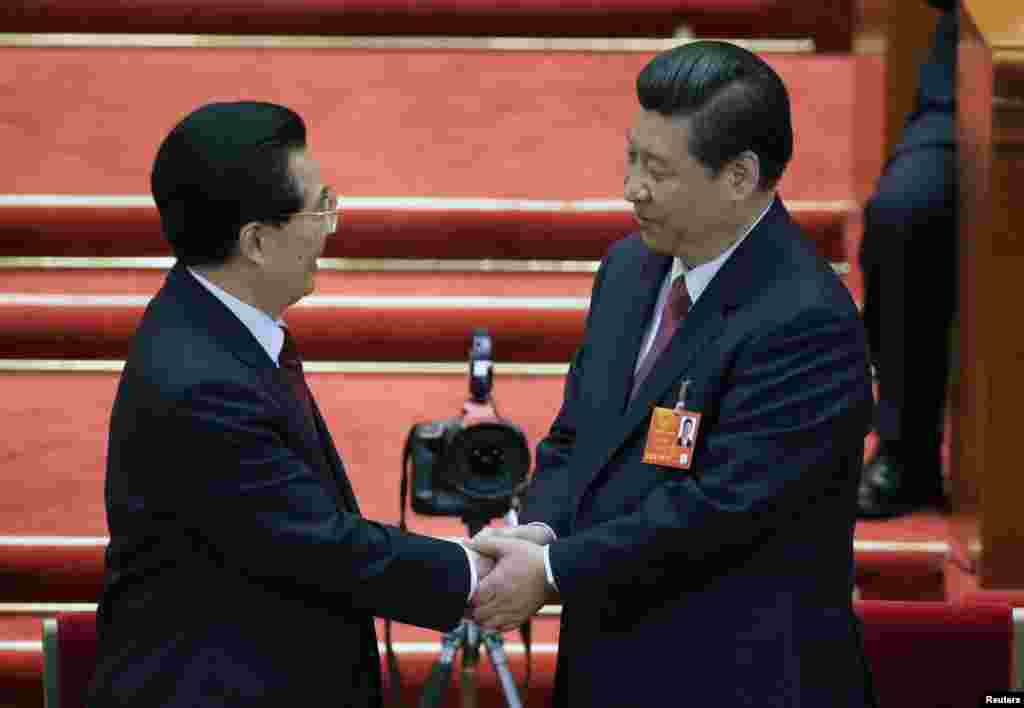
[417, 517, 524, 708]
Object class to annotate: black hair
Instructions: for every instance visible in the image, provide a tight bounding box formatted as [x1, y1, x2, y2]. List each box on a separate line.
[637, 41, 793, 190]
[150, 101, 307, 267]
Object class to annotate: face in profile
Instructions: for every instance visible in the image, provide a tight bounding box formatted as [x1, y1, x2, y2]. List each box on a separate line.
[258, 148, 333, 306]
[624, 110, 738, 263]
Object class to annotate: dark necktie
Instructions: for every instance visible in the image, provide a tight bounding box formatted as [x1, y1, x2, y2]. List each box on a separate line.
[630, 275, 692, 400]
[278, 327, 317, 427]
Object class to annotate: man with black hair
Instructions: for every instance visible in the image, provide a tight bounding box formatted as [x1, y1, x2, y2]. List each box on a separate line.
[857, 0, 957, 518]
[470, 42, 876, 706]
[89, 101, 491, 707]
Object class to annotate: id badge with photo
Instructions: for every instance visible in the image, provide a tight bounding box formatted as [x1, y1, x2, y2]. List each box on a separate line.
[642, 404, 702, 471]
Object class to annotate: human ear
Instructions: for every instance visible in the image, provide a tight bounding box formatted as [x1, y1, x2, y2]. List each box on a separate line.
[236, 221, 267, 266]
[727, 151, 761, 199]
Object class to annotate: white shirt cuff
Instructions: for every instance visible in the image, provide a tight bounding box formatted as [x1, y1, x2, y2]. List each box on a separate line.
[542, 545, 559, 593]
[526, 521, 557, 542]
[457, 542, 477, 604]
[523, 522, 558, 592]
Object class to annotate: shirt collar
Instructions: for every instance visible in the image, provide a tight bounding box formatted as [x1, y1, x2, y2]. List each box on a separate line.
[671, 196, 774, 304]
[186, 267, 287, 365]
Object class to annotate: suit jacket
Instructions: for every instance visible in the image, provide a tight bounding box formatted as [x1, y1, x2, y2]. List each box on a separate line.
[88, 264, 470, 707]
[521, 199, 877, 707]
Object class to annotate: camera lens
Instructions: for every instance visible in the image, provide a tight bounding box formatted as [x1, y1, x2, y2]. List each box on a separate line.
[446, 422, 530, 501]
[470, 446, 504, 476]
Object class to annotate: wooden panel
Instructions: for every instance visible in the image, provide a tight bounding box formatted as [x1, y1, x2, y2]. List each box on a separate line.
[954, 1, 1024, 588]
[951, 4, 991, 577]
[884, 3, 944, 158]
[961, 0, 1024, 48]
[978, 63, 1024, 589]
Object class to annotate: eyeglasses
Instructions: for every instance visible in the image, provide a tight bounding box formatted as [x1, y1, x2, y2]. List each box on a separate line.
[291, 187, 340, 233]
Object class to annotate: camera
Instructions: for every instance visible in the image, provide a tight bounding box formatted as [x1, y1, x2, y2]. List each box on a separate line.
[402, 329, 531, 525]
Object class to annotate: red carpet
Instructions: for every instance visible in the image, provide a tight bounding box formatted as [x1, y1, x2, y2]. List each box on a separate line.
[0, 47, 878, 200]
[0, 1, 858, 51]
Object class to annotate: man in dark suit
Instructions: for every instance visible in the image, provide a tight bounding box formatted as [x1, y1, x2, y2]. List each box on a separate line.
[857, 0, 957, 518]
[470, 42, 876, 706]
[88, 101, 490, 707]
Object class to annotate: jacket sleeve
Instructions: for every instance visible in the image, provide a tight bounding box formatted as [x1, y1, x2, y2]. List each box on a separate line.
[547, 305, 873, 603]
[518, 254, 611, 538]
[166, 380, 470, 632]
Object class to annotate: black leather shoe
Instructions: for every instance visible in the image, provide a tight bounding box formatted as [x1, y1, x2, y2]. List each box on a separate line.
[857, 451, 946, 519]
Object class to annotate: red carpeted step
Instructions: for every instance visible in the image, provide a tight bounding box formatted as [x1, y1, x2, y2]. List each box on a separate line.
[852, 547, 947, 602]
[0, 200, 857, 361]
[0, 268, 598, 298]
[0, 293, 588, 361]
[0, 542, 106, 604]
[0, 641, 42, 708]
[0, 198, 852, 261]
[0, 369, 568, 541]
[853, 510, 950, 602]
[0, 0, 856, 50]
[0, 363, 939, 604]
[0, 48, 876, 202]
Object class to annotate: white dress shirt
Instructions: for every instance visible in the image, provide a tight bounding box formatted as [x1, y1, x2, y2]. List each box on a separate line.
[186, 268, 478, 602]
[533, 197, 775, 592]
[187, 268, 285, 364]
[634, 198, 772, 371]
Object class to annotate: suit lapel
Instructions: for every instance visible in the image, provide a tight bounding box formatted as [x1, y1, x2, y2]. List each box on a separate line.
[574, 302, 727, 501]
[260, 366, 360, 513]
[594, 247, 671, 416]
[573, 199, 791, 502]
[624, 297, 727, 416]
[167, 264, 353, 512]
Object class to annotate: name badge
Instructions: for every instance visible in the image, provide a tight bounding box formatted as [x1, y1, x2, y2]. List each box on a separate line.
[642, 404, 702, 471]
[642, 380, 701, 471]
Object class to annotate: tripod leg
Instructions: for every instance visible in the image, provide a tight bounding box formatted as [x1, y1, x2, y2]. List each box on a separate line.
[482, 630, 524, 708]
[418, 623, 465, 708]
[461, 621, 481, 708]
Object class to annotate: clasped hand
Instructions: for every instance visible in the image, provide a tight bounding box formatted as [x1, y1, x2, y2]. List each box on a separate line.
[463, 525, 556, 633]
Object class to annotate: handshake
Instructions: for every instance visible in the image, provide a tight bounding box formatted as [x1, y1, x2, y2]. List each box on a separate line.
[462, 524, 559, 633]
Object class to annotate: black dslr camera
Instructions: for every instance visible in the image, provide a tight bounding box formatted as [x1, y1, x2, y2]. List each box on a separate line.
[401, 329, 531, 526]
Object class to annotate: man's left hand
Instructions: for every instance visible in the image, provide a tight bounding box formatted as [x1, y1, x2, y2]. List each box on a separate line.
[468, 535, 550, 632]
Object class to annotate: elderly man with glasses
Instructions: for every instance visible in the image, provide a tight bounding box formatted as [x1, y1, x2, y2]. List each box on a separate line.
[88, 101, 493, 708]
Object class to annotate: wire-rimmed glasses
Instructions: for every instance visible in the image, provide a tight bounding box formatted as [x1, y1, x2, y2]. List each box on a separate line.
[291, 187, 340, 233]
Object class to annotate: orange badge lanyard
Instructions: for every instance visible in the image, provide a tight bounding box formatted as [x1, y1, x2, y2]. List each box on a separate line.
[642, 380, 701, 471]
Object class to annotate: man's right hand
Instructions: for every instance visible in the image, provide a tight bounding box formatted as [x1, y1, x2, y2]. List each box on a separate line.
[473, 523, 554, 546]
[468, 546, 496, 579]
